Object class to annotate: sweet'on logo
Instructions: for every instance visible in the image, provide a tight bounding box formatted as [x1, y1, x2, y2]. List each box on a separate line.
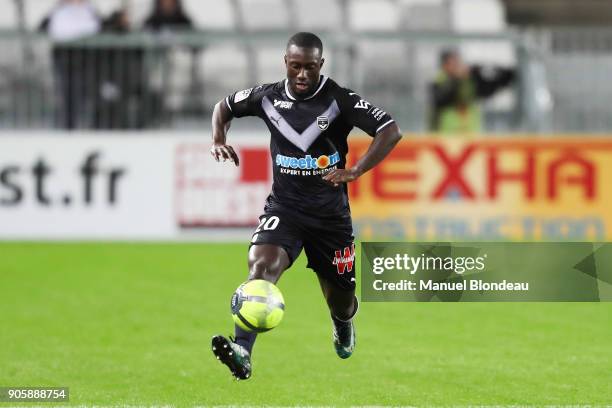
[275, 152, 340, 170]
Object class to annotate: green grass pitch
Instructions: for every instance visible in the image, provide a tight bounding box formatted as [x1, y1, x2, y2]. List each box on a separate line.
[1, 243, 611, 406]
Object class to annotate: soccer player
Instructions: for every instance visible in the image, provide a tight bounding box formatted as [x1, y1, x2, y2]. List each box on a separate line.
[210, 32, 402, 380]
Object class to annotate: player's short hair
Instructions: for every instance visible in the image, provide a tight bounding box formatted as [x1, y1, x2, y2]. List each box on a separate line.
[286, 32, 323, 55]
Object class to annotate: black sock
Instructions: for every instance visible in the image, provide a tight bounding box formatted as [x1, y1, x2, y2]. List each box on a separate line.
[234, 325, 257, 354]
[332, 296, 359, 323]
[332, 314, 349, 325]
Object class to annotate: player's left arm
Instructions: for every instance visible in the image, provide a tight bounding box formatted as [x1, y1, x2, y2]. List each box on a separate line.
[324, 88, 402, 185]
[323, 123, 402, 186]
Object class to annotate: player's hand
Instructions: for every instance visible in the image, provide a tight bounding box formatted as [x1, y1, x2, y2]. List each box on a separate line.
[210, 143, 240, 166]
[322, 167, 363, 187]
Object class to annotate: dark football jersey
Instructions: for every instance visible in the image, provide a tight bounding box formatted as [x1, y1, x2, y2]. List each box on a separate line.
[225, 75, 395, 217]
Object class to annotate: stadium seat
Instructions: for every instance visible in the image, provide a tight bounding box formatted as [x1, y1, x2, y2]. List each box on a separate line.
[254, 45, 286, 84]
[182, 0, 235, 29]
[399, 0, 449, 31]
[451, 0, 506, 32]
[353, 40, 413, 108]
[0, 1, 16, 29]
[199, 45, 249, 109]
[237, 0, 292, 30]
[292, 0, 343, 31]
[349, 0, 400, 31]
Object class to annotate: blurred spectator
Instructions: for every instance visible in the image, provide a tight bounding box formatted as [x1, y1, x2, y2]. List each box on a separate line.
[429, 49, 516, 134]
[142, 0, 197, 126]
[102, 8, 130, 33]
[92, 8, 158, 129]
[41, 0, 100, 41]
[144, 0, 194, 31]
[40, 0, 101, 129]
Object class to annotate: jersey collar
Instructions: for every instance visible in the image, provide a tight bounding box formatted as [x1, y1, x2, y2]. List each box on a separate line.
[284, 75, 328, 101]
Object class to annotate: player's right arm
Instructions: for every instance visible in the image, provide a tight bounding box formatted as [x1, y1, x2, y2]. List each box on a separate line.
[210, 99, 239, 166]
[210, 85, 269, 166]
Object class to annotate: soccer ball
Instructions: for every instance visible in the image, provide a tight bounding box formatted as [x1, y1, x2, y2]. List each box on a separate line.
[231, 279, 285, 333]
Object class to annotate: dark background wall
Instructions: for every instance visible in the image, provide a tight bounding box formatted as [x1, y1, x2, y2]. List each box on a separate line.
[503, 0, 612, 25]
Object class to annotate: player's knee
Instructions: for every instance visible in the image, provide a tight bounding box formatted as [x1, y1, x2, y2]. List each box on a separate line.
[248, 258, 282, 283]
[248, 245, 289, 283]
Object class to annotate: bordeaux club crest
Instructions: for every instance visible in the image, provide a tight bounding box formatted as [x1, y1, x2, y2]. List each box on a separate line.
[317, 115, 329, 130]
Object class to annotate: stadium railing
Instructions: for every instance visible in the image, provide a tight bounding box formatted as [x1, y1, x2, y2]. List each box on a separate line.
[0, 28, 607, 134]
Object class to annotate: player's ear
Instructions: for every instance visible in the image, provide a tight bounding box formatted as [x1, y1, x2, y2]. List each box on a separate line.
[284, 55, 288, 66]
[320, 58, 325, 69]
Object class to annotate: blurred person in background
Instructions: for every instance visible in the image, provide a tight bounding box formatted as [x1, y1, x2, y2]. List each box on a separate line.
[102, 8, 130, 33]
[92, 8, 157, 129]
[143, 0, 193, 31]
[429, 49, 516, 134]
[39, 0, 101, 129]
[143, 0, 196, 126]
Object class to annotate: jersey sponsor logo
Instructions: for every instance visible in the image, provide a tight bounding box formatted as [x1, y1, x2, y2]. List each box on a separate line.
[275, 151, 340, 170]
[273, 99, 293, 109]
[234, 88, 253, 103]
[333, 244, 355, 274]
[354, 99, 371, 110]
[317, 115, 329, 130]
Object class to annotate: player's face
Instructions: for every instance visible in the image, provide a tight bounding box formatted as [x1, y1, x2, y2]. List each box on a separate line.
[284, 45, 324, 96]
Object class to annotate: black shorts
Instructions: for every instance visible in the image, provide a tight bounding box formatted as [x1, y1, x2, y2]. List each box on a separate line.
[249, 206, 356, 291]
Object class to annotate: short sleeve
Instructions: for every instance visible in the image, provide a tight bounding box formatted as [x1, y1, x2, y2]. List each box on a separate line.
[225, 85, 264, 118]
[336, 88, 395, 137]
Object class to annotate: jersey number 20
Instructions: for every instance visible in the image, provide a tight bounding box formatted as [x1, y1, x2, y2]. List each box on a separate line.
[252, 216, 280, 242]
